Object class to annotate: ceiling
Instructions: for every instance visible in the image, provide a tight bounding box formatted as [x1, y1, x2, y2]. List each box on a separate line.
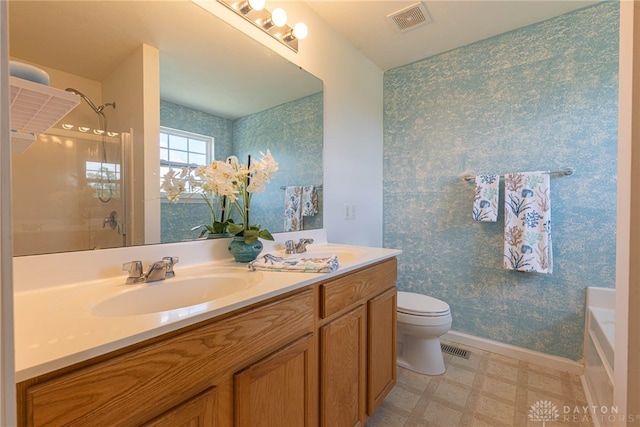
[8, 1, 598, 119]
[305, 1, 598, 71]
[8, 0, 322, 120]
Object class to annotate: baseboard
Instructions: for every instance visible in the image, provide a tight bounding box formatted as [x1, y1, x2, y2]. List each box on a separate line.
[443, 330, 584, 375]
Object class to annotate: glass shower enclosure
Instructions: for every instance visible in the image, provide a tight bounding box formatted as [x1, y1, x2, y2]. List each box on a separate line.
[11, 127, 130, 256]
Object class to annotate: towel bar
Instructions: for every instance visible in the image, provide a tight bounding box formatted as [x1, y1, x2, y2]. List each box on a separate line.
[462, 167, 574, 183]
[280, 185, 323, 190]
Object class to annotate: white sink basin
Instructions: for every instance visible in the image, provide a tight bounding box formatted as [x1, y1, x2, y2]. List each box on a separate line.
[92, 274, 259, 317]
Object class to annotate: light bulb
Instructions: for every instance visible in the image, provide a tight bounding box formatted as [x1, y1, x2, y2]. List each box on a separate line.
[61, 123, 74, 130]
[271, 8, 287, 27]
[78, 127, 90, 133]
[292, 22, 308, 40]
[248, 0, 265, 11]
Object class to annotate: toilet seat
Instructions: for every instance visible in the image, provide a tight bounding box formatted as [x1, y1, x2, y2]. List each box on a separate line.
[398, 291, 450, 317]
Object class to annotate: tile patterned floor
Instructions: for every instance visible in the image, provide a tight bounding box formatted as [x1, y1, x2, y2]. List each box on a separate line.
[366, 341, 592, 427]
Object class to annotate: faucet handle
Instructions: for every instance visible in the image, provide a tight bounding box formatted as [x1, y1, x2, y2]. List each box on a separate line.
[122, 261, 143, 284]
[162, 256, 179, 278]
[163, 256, 179, 266]
[285, 240, 295, 254]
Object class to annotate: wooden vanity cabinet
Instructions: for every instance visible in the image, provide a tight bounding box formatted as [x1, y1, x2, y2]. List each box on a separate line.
[320, 305, 367, 427]
[318, 258, 397, 427]
[16, 289, 315, 427]
[142, 386, 217, 427]
[367, 286, 397, 414]
[16, 257, 397, 427]
[234, 333, 315, 427]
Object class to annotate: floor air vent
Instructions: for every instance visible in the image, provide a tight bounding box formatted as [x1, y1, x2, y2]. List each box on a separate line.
[441, 343, 470, 359]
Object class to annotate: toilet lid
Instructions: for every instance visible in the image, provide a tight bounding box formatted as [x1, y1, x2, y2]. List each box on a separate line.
[397, 291, 450, 316]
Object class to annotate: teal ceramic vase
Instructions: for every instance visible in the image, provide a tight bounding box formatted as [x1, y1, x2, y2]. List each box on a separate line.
[228, 236, 263, 262]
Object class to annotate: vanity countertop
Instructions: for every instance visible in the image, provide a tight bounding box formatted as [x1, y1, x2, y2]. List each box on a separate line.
[14, 240, 400, 382]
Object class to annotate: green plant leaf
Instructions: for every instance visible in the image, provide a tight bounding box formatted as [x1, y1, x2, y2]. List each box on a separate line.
[228, 222, 244, 235]
[242, 229, 259, 244]
[258, 229, 274, 241]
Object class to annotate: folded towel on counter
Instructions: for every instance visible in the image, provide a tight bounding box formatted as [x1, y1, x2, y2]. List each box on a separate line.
[284, 186, 304, 232]
[503, 171, 552, 274]
[472, 174, 499, 222]
[301, 185, 318, 217]
[248, 253, 339, 273]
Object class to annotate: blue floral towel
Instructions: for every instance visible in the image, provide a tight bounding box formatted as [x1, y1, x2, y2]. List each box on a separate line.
[248, 253, 339, 273]
[301, 185, 318, 217]
[503, 171, 552, 274]
[284, 186, 318, 232]
[284, 186, 304, 232]
[473, 174, 499, 222]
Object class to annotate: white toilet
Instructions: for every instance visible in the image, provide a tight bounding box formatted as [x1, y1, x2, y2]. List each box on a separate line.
[397, 291, 452, 375]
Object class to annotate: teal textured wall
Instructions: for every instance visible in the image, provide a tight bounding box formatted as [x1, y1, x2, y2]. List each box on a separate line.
[160, 93, 323, 242]
[233, 93, 324, 236]
[383, 3, 618, 360]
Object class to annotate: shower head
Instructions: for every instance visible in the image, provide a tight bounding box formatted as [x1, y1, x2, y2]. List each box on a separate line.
[66, 88, 116, 116]
[66, 87, 102, 114]
[97, 102, 116, 113]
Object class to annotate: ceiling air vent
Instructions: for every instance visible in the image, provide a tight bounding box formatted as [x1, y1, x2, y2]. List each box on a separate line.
[387, 2, 432, 33]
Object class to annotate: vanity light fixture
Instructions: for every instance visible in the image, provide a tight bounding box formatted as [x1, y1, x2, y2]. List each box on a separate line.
[260, 7, 286, 30]
[270, 8, 287, 27]
[284, 22, 308, 43]
[293, 22, 308, 39]
[238, 0, 265, 14]
[59, 123, 119, 138]
[218, 0, 307, 52]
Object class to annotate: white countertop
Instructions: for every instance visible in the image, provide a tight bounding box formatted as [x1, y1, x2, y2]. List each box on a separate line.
[14, 236, 400, 382]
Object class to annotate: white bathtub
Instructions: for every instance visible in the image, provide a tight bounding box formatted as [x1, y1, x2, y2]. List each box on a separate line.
[582, 287, 615, 427]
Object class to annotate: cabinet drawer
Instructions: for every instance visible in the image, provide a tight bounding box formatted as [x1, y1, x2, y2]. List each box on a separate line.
[320, 258, 397, 319]
[142, 386, 217, 427]
[20, 289, 314, 427]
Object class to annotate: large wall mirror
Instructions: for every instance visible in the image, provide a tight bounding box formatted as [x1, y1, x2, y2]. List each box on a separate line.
[8, 0, 323, 256]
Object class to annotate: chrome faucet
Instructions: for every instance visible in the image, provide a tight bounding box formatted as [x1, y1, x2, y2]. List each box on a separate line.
[285, 238, 314, 254]
[163, 256, 179, 278]
[122, 257, 179, 284]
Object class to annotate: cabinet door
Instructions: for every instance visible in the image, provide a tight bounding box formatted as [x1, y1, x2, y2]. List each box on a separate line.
[142, 387, 217, 427]
[234, 334, 315, 427]
[367, 287, 397, 415]
[19, 290, 313, 427]
[320, 305, 366, 427]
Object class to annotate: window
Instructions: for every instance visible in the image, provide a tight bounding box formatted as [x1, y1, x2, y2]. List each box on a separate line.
[86, 161, 121, 199]
[160, 127, 214, 193]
